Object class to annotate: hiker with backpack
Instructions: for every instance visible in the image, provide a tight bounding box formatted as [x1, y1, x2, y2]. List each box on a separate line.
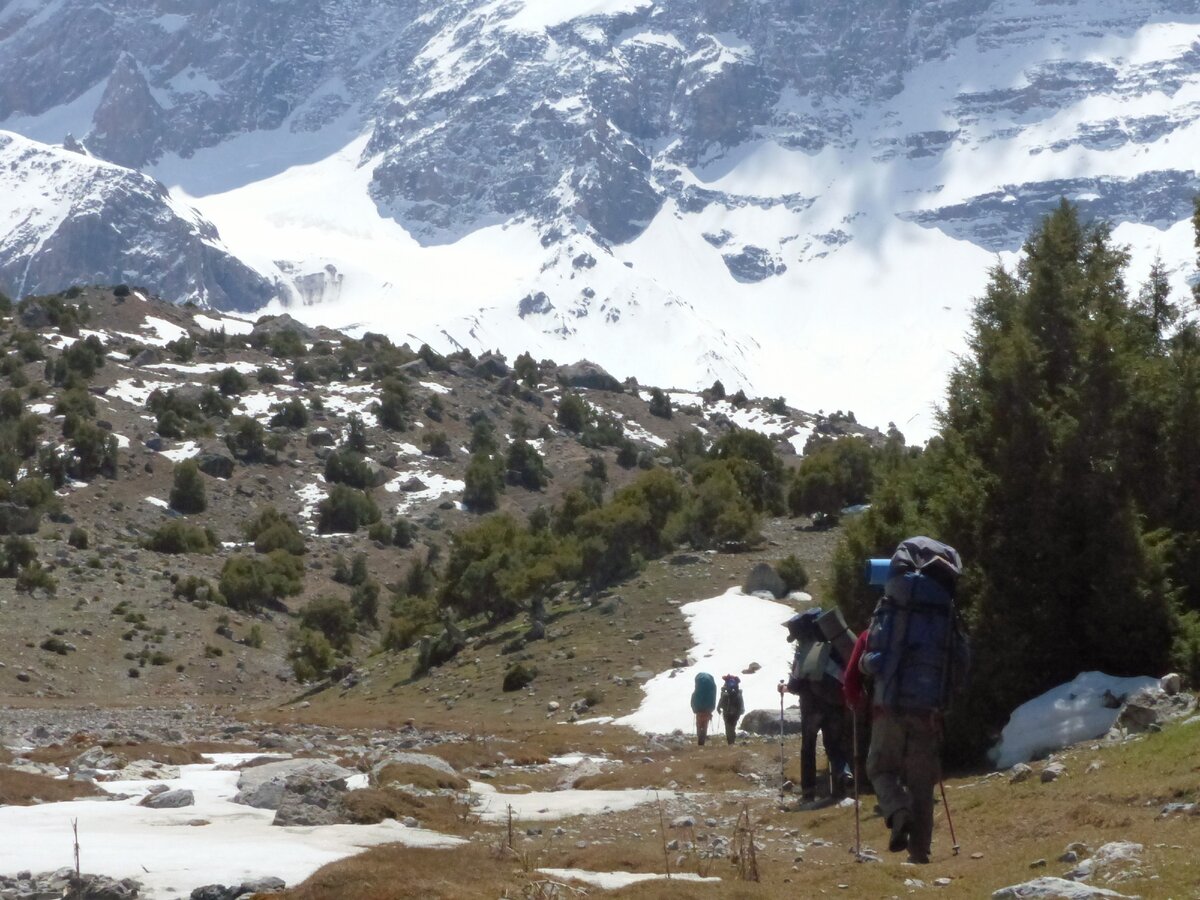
[778, 607, 856, 803]
[691, 672, 718, 746]
[717, 674, 745, 744]
[845, 536, 969, 865]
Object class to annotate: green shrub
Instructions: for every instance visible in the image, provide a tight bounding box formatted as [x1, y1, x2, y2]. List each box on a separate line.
[225, 416, 268, 462]
[245, 624, 265, 649]
[256, 365, 282, 385]
[648, 388, 672, 419]
[422, 431, 451, 458]
[776, 554, 810, 592]
[245, 506, 306, 555]
[502, 662, 537, 692]
[556, 392, 589, 432]
[144, 521, 218, 554]
[269, 398, 308, 429]
[505, 438, 548, 490]
[67, 527, 89, 550]
[289, 628, 334, 682]
[463, 452, 503, 513]
[376, 378, 411, 431]
[316, 485, 380, 534]
[299, 595, 356, 652]
[213, 367, 249, 396]
[382, 595, 439, 651]
[16, 561, 56, 594]
[219, 551, 305, 612]
[40, 636, 72, 655]
[169, 460, 207, 513]
[324, 450, 375, 488]
[391, 517, 417, 548]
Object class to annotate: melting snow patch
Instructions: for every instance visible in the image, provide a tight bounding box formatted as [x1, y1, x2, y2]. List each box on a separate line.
[147, 360, 259, 375]
[615, 588, 796, 735]
[537, 869, 720, 889]
[0, 753, 463, 899]
[193, 314, 255, 335]
[236, 389, 295, 421]
[144, 496, 169, 509]
[296, 480, 327, 528]
[29, 403, 54, 415]
[111, 433, 131, 450]
[140, 316, 190, 346]
[320, 384, 378, 427]
[385, 471, 465, 512]
[989, 672, 1160, 770]
[470, 782, 671, 822]
[160, 441, 201, 462]
[110, 378, 173, 407]
[395, 442, 423, 456]
[420, 380, 451, 395]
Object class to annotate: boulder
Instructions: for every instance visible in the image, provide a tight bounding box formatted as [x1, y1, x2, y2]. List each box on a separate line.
[362, 458, 390, 488]
[271, 775, 351, 826]
[70, 746, 124, 773]
[196, 453, 235, 479]
[306, 428, 336, 447]
[232, 758, 354, 810]
[991, 877, 1135, 899]
[740, 707, 803, 735]
[139, 788, 195, 809]
[473, 352, 509, 379]
[1159, 672, 1182, 695]
[743, 563, 786, 599]
[249, 314, 320, 340]
[1008, 763, 1033, 784]
[131, 347, 162, 367]
[1040, 762, 1065, 783]
[1115, 685, 1196, 733]
[558, 360, 622, 392]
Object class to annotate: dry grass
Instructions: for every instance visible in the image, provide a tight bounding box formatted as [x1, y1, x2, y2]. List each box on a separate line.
[0, 746, 11, 765]
[575, 747, 760, 793]
[341, 788, 479, 835]
[0, 769, 105, 805]
[22, 739, 216, 767]
[375, 763, 469, 792]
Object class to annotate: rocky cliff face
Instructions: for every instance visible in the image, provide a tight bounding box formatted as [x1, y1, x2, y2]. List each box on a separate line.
[0, 0, 1197, 430]
[0, 132, 275, 310]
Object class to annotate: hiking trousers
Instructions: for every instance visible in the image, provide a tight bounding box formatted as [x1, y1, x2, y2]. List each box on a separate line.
[798, 693, 850, 799]
[867, 711, 941, 859]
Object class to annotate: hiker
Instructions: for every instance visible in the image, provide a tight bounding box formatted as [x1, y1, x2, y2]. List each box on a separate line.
[691, 672, 717, 746]
[717, 674, 745, 745]
[779, 608, 855, 803]
[847, 536, 969, 865]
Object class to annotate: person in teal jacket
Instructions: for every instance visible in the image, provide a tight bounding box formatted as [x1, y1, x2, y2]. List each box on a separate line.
[691, 672, 717, 745]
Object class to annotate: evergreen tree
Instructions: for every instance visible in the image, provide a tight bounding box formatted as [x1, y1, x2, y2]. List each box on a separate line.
[169, 460, 207, 514]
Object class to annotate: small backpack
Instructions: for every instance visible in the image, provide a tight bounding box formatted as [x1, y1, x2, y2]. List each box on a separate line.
[719, 676, 745, 718]
[861, 536, 969, 714]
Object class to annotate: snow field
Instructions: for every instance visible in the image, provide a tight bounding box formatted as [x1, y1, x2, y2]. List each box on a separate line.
[616, 588, 801, 734]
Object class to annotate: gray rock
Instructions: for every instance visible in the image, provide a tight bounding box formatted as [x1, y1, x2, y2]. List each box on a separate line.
[473, 352, 509, 378]
[743, 563, 786, 599]
[233, 759, 353, 810]
[139, 788, 194, 809]
[1159, 673, 1182, 695]
[271, 775, 351, 826]
[1009, 763, 1033, 783]
[131, 347, 163, 367]
[238, 876, 286, 894]
[70, 746, 124, 772]
[991, 876, 1136, 898]
[740, 707, 803, 735]
[196, 453, 235, 479]
[1040, 762, 1065, 783]
[558, 360, 623, 392]
[306, 429, 335, 447]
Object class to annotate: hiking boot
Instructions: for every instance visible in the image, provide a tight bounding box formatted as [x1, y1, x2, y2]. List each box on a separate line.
[906, 850, 930, 865]
[887, 810, 912, 853]
[800, 791, 816, 804]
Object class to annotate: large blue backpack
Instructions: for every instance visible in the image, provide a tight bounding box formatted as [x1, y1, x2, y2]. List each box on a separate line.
[862, 537, 969, 714]
[691, 672, 717, 714]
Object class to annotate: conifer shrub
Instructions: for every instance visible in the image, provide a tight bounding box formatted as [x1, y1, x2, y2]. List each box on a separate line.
[268, 398, 308, 429]
[143, 521, 218, 554]
[648, 387, 672, 419]
[299, 596, 356, 652]
[289, 628, 334, 682]
[169, 460, 207, 513]
[16, 561, 55, 595]
[463, 452, 503, 513]
[245, 506, 306, 555]
[213, 367, 248, 396]
[505, 438, 548, 490]
[776, 554, 809, 592]
[317, 485, 380, 534]
[225, 416, 268, 462]
[324, 450, 375, 489]
[422, 431, 451, 458]
[219, 551, 304, 612]
[556, 392, 589, 432]
[502, 662, 537, 692]
[67, 527, 89, 550]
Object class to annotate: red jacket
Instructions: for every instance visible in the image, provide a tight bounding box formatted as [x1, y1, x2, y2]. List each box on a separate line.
[843, 629, 870, 711]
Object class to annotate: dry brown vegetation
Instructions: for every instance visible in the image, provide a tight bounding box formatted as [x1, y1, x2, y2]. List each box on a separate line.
[0, 769, 105, 805]
[375, 763, 469, 792]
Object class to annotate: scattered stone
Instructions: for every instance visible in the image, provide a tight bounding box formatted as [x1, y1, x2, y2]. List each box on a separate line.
[991, 876, 1136, 898]
[670, 816, 695, 828]
[1064, 841, 1144, 883]
[196, 453, 235, 479]
[272, 775, 351, 826]
[934, 877, 953, 886]
[1030, 858, 1047, 868]
[558, 360, 622, 392]
[139, 788, 194, 809]
[743, 563, 786, 599]
[740, 707, 803, 735]
[1009, 763, 1034, 783]
[1157, 802, 1197, 818]
[1159, 672, 1181, 695]
[233, 759, 354, 810]
[1040, 763, 1065, 783]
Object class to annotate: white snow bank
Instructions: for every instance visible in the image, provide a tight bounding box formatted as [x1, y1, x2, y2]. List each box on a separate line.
[144, 496, 169, 510]
[538, 868, 721, 889]
[615, 588, 798, 734]
[470, 781, 672, 822]
[159, 441, 201, 463]
[989, 672, 1160, 770]
[0, 754, 463, 899]
[140, 316, 189, 347]
[193, 313, 255, 335]
[384, 470, 465, 511]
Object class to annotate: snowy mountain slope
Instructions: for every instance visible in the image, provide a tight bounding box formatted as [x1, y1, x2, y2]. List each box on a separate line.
[1, 0, 1199, 438]
[0, 131, 274, 309]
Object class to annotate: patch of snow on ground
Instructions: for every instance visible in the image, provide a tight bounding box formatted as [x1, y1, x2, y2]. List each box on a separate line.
[470, 781, 673, 822]
[420, 380, 451, 395]
[538, 869, 720, 889]
[140, 316, 190, 347]
[0, 753, 462, 898]
[144, 496, 169, 509]
[110, 378, 174, 408]
[111, 433, 130, 450]
[236, 389, 295, 421]
[615, 588, 799, 735]
[395, 442, 422, 456]
[385, 470, 465, 512]
[989, 671, 1161, 770]
[147, 360, 260, 375]
[296, 479, 327, 528]
[620, 418, 667, 449]
[29, 403, 53, 415]
[320, 384, 378, 427]
[159, 441, 201, 462]
[193, 314, 255, 335]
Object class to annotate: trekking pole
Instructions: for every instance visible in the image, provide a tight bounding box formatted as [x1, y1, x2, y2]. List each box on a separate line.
[778, 681, 786, 796]
[938, 778, 960, 855]
[852, 711, 863, 861]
